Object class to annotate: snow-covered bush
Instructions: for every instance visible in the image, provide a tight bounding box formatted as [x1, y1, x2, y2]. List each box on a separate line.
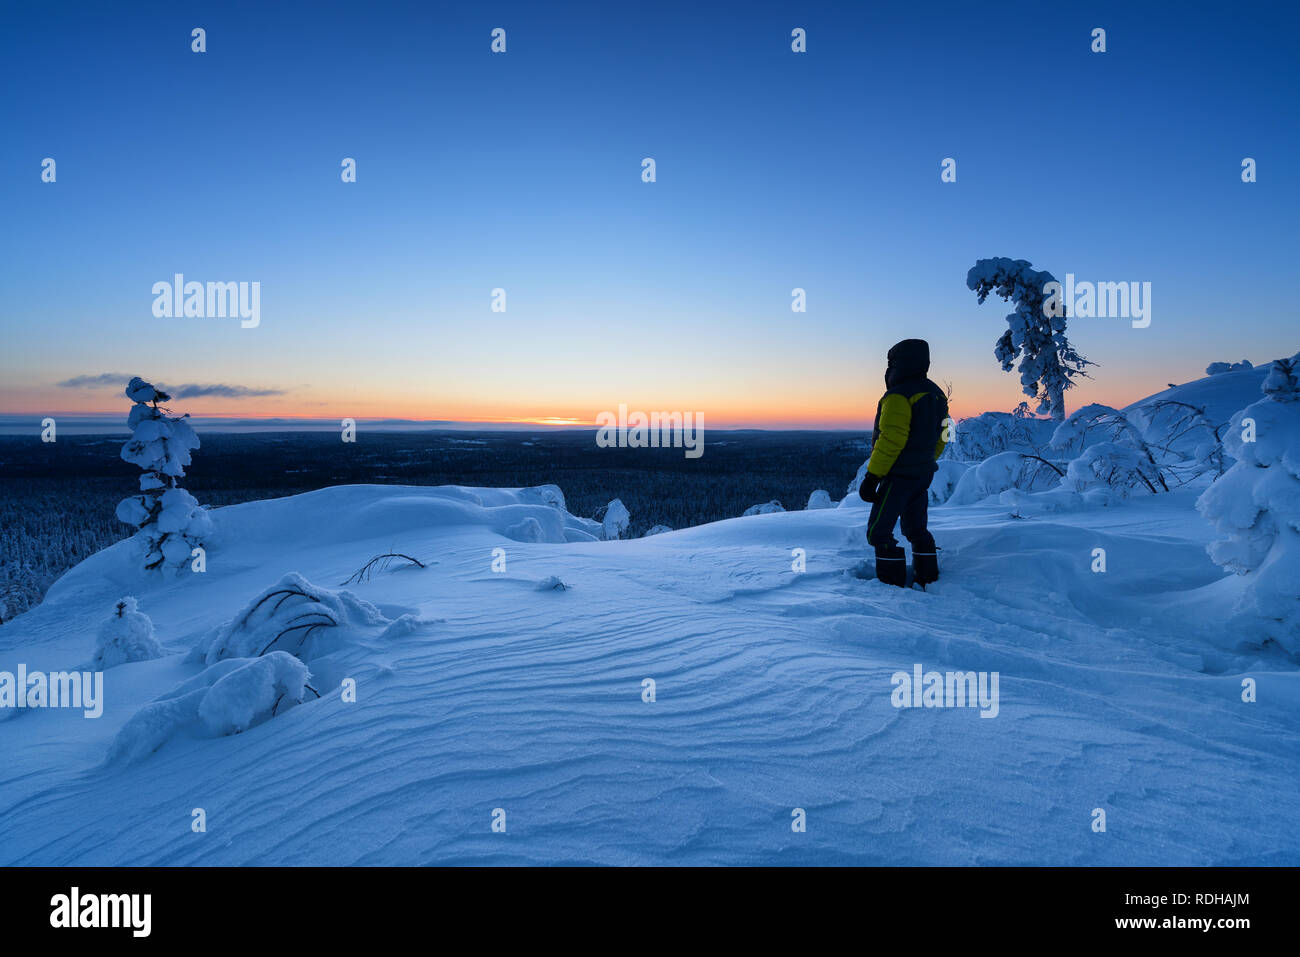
[842, 460, 872, 506]
[1263, 357, 1300, 399]
[1206, 360, 1254, 375]
[743, 500, 785, 516]
[1051, 404, 1169, 494]
[1062, 442, 1165, 499]
[92, 597, 162, 670]
[947, 409, 1056, 462]
[967, 257, 1093, 420]
[805, 490, 835, 510]
[107, 652, 312, 763]
[1196, 358, 1300, 652]
[643, 524, 673, 536]
[114, 377, 211, 571]
[929, 460, 971, 504]
[947, 451, 1064, 505]
[594, 499, 630, 540]
[191, 572, 386, 665]
[1129, 398, 1227, 481]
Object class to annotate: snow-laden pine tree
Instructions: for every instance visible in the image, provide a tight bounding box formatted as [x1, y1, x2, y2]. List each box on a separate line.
[93, 597, 163, 669]
[115, 377, 212, 571]
[967, 258, 1092, 420]
[1196, 358, 1300, 652]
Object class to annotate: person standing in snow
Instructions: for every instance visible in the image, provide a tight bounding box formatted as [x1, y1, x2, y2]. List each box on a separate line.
[859, 339, 950, 588]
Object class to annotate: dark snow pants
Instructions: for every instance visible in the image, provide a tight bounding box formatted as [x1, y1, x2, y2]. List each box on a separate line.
[866, 474, 938, 587]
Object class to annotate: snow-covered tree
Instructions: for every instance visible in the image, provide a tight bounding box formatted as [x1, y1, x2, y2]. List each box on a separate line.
[93, 597, 163, 669]
[1197, 358, 1300, 652]
[742, 500, 785, 516]
[805, 490, 835, 510]
[1206, 359, 1253, 375]
[594, 499, 630, 540]
[967, 257, 1093, 420]
[947, 408, 1056, 462]
[114, 377, 212, 571]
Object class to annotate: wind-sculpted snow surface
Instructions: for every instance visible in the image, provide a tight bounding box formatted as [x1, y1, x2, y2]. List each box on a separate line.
[0, 394, 1296, 864]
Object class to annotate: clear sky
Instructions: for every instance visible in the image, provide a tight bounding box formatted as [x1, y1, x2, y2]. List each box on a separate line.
[2, 0, 1297, 429]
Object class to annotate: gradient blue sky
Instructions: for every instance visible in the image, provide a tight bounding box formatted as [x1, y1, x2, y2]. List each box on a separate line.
[2, 0, 1297, 428]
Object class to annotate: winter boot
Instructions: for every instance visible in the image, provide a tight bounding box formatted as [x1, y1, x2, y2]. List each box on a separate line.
[912, 549, 939, 588]
[874, 545, 907, 587]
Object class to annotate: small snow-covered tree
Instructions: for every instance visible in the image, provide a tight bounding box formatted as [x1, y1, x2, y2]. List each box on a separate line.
[806, 490, 835, 510]
[593, 498, 630, 540]
[967, 257, 1093, 420]
[115, 377, 212, 571]
[1196, 358, 1300, 652]
[93, 596, 163, 669]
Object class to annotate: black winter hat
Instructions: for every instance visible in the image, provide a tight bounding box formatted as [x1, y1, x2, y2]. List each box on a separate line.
[885, 339, 930, 387]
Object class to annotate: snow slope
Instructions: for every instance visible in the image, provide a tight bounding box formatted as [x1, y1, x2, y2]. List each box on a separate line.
[1, 474, 1297, 865]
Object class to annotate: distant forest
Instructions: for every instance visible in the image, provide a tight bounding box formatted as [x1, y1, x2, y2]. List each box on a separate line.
[0, 430, 867, 622]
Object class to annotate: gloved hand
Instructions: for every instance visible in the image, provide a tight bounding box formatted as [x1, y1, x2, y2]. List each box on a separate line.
[859, 473, 884, 503]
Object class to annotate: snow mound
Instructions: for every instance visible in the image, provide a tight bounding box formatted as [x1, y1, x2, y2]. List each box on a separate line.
[1207, 360, 1254, 375]
[107, 652, 311, 764]
[505, 516, 547, 543]
[190, 572, 387, 665]
[1125, 363, 1272, 440]
[598, 499, 630, 541]
[805, 490, 835, 510]
[743, 500, 785, 516]
[948, 451, 1063, 505]
[929, 460, 970, 504]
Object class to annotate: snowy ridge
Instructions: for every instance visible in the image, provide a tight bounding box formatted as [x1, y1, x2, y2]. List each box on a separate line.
[0, 371, 1297, 865]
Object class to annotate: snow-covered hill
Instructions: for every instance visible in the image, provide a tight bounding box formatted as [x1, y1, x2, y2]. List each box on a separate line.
[1, 369, 1297, 865]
